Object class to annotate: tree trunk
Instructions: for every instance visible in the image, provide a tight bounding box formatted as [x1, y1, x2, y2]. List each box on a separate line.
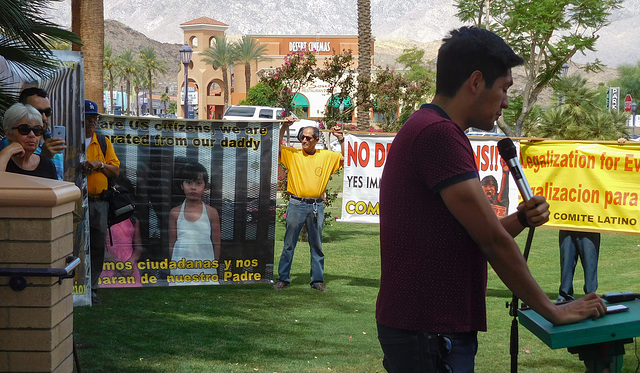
[245, 62, 251, 98]
[357, 0, 372, 129]
[222, 66, 229, 112]
[148, 71, 153, 115]
[71, 0, 104, 112]
[126, 80, 131, 114]
[109, 70, 114, 113]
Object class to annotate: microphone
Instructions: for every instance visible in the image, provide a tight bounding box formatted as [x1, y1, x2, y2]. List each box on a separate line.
[497, 138, 533, 201]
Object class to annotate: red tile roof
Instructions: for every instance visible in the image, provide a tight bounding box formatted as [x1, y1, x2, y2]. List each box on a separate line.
[181, 17, 228, 27]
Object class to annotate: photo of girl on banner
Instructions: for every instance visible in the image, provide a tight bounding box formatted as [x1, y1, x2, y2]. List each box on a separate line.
[168, 160, 221, 286]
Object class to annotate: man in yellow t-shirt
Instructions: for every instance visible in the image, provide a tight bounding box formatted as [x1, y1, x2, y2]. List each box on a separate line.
[82, 100, 120, 304]
[273, 119, 344, 292]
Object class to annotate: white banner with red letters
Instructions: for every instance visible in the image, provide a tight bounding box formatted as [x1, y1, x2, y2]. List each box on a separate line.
[339, 133, 519, 223]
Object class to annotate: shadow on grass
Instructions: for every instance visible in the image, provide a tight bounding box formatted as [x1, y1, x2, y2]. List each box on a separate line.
[75, 282, 380, 373]
[322, 224, 380, 243]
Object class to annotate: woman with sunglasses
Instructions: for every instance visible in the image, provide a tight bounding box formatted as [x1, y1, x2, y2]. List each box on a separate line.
[0, 103, 57, 179]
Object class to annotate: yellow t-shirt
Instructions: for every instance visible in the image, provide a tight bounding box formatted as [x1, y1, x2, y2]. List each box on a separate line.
[280, 146, 342, 198]
[86, 133, 120, 195]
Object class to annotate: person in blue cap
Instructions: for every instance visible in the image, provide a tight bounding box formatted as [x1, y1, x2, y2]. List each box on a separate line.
[82, 99, 120, 304]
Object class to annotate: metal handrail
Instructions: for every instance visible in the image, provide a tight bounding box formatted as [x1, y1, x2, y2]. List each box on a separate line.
[0, 256, 80, 291]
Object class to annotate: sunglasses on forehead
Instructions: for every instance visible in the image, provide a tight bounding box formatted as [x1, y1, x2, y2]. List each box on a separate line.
[12, 124, 44, 136]
[38, 107, 53, 117]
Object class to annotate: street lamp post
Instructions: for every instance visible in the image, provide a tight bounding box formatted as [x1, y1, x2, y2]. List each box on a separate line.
[180, 43, 193, 119]
[633, 102, 637, 137]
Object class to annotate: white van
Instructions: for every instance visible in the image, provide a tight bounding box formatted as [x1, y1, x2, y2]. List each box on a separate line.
[223, 105, 285, 121]
[223, 105, 319, 140]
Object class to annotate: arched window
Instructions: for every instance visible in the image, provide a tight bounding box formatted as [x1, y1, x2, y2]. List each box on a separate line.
[208, 81, 222, 96]
[190, 36, 198, 48]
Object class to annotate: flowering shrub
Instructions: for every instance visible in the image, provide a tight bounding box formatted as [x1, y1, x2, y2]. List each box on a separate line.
[259, 51, 317, 116]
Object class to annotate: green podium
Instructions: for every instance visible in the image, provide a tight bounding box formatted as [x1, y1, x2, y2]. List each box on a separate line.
[518, 299, 640, 372]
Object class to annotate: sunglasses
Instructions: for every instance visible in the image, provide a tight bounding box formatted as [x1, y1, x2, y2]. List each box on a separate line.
[37, 107, 53, 118]
[12, 124, 44, 136]
[300, 135, 316, 142]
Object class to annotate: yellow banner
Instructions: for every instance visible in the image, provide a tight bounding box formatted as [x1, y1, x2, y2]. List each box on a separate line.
[521, 141, 640, 235]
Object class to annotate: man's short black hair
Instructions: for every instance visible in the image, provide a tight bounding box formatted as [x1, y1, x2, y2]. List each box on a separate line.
[297, 126, 320, 142]
[436, 27, 524, 97]
[19, 87, 48, 104]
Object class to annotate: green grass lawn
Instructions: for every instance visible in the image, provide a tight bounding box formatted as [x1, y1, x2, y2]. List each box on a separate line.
[74, 189, 640, 372]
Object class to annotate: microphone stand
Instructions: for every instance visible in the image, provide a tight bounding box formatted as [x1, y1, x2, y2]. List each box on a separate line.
[508, 225, 535, 373]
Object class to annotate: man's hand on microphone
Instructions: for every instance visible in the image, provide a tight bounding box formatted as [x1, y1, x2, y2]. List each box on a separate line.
[516, 195, 550, 228]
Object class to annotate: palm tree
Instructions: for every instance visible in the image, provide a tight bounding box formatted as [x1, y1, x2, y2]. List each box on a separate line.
[72, 0, 104, 109]
[116, 49, 138, 115]
[160, 92, 169, 115]
[356, 0, 372, 128]
[139, 46, 167, 115]
[131, 70, 147, 116]
[0, 0, 80, 115]
[201, 35, 236, 111]
[536, 75, 629, 140]
[234, 35, 268, 96]
[103, 42, 118, 113]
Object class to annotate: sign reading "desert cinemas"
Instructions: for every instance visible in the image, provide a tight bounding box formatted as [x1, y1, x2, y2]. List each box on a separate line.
[289, 41, 331, 52]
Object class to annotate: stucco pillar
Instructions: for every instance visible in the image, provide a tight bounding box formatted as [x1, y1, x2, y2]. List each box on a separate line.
[0, 173, 81, 373]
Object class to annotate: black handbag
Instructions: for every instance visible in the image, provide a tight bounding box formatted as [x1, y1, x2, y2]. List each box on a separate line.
[101, 185, 135, 227]
[96, 134, 135, 227]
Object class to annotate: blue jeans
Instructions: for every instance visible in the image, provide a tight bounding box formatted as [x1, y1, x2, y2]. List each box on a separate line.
[377, 322, 478, 373]
[559, 230, 601, 301]
[277, 198, 325, 286]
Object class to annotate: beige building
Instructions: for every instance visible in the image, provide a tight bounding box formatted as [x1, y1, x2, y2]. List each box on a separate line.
[177, 16, 373, 120]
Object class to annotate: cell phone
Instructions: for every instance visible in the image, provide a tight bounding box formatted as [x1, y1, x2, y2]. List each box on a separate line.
[606, 304, 630, 314]
[53, 125, 65, 139]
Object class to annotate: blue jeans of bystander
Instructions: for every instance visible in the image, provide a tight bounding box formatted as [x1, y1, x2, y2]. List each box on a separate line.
[277, 198, 325, 286]
[559, 230, 601, 301]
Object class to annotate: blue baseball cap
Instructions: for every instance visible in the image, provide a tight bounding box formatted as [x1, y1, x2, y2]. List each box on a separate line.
[85, 100, 98, 114]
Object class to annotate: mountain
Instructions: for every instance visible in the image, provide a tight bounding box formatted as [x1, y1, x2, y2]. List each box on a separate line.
[101, 19, 617, 110]
[104, 20, 182, 93]
[49, 0, 640, 68]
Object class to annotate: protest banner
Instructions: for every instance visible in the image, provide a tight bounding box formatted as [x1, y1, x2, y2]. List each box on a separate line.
[339, 133, 393, 223]
[520, 141, 640, 234]
[93, 116, 280, 289]
[339, 134, 519, 223]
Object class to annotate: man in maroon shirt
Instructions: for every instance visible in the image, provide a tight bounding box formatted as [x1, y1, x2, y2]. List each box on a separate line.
[376, 26, 606, 373]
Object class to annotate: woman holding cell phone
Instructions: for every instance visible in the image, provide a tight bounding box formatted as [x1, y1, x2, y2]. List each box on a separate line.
[0, 103, 57, 179]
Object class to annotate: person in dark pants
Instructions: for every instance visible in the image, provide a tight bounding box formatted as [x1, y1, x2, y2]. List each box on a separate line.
[83, 100, 120, 304]
[272, 121, 344, 292]
[376, 26, 606, 373]
[558, 230, 601, 302]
